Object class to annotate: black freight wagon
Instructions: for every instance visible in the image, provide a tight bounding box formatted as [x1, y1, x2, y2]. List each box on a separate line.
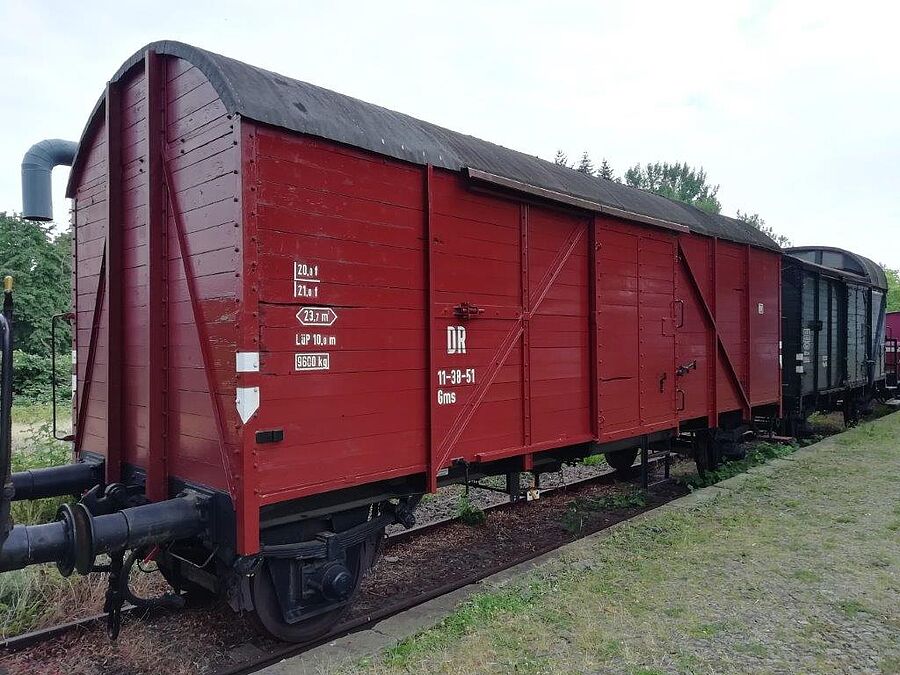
[781, 247, 888, 432]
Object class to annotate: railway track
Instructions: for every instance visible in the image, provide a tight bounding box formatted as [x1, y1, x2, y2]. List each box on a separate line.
[217, 457, 679, 675]
[0, 455, 676, 673]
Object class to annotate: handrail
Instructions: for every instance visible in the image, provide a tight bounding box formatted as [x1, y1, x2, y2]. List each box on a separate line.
[51, 313, 75, 442]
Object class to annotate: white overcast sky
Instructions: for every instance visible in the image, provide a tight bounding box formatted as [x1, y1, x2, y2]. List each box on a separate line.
[1, 0, 897, 268]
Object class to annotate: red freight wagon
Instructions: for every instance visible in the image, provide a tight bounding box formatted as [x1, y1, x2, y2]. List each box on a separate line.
[2, 41, 780, 640]
[888, 311, 900, 388]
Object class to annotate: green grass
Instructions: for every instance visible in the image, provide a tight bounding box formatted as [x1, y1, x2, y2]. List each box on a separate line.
[734, 642, 769, 658]
[0, 567, 62, 637]
[349, 412, 900, 674]
[11, 403, 51, 425]
[790, 569, 822, 583]
[10, 403, 70, 426]
[836, 599, 872, 618]
[385, 583, 541, 667]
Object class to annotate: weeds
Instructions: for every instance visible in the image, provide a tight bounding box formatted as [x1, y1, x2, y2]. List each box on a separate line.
[681, 440, 797, 490]
[581, 491, 647, 511]
[807, 412, 844, 436]
[0, 567, 108, 638]
[0, 413, 146, 638]
[455, 494, 486, 526]
[561, 491, 647, 534]
[581, 454, 607, 468]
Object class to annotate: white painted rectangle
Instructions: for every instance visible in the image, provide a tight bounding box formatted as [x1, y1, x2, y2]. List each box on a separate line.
[236, 352, 260, 373]
[295, 352, 330, 371]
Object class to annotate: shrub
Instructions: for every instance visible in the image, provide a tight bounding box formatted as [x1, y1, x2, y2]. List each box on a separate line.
[10, 350, 72, 405]
[456, 493, 487, 526]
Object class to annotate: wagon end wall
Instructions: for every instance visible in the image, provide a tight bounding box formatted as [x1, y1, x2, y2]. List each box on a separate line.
[68, 51, 243, 503]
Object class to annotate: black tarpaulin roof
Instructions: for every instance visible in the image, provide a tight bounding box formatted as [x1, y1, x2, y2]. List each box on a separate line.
[786, 247, 888, 290]
[69, 40, 780, 251]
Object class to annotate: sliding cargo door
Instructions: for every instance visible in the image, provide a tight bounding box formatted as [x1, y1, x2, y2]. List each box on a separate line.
[871, 290, 886, 383]
[596, 219, 677, 441]
[847, 284, 869, 385]
[428, 174, 591, 483]
[816, 277, 832, 390]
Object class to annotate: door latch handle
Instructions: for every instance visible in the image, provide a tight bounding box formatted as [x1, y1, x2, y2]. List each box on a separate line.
[454, 302, 485, 320]
[676, 360, 697, 377]
[658, 372, 667, 392]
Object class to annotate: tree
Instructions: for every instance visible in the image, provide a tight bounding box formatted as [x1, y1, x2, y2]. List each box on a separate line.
[598, 159, 615, 181]
[575, 151, 595, 176]
[883, 264, 900, 312]
[0, 213, 72, 402]
[553, 150, 570, 168]
[623, 162, 721, 214]
[736, 210, 791, 248]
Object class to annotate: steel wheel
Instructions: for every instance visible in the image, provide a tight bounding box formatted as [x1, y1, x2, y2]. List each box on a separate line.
[604, 448, 639, 474]
[250, 532, 381, 643]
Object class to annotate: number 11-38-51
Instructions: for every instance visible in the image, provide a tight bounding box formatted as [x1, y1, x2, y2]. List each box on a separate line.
[437, 368, 476, 386]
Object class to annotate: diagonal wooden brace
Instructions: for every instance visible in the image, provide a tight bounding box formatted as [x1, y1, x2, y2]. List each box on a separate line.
[677, 242, 752, 417]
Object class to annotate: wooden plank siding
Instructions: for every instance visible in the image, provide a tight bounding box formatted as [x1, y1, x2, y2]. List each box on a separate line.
[70, 54, 241, 498]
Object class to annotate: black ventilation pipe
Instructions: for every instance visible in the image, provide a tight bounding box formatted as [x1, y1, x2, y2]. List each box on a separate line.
[21, 139, 78, 222]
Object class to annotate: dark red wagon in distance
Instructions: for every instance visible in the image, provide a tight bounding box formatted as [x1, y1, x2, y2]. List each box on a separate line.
[1, 41, 783, 640]
[887, 311, 900, 389]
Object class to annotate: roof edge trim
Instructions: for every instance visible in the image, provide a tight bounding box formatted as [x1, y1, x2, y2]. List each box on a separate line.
[66, 41, 241, 197]
[465, 168, 690, 234]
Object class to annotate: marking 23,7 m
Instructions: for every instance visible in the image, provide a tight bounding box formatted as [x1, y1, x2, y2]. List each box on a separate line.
[296, 307, 338, 326]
